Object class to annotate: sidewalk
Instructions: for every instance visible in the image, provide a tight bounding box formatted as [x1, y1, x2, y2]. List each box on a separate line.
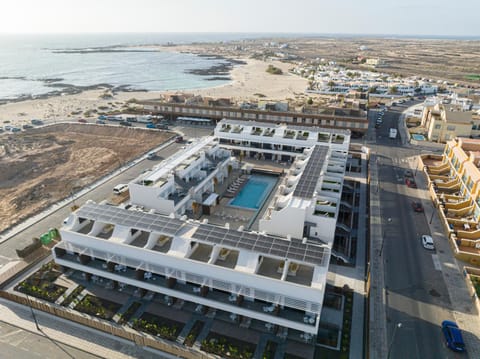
[367, 152, 388, 359]
[0, 298, 177, 359]
[413, 160, 480, 358]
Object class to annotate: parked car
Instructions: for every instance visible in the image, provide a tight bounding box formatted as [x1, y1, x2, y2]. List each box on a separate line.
[146, 152, 156, 160]
[421, 235, 435, 250]
[119, 121, 132, 127]
[175, 136, 183, 143]
[31, 119, 44, 125]
[4, 125, 12, 131]
[22, 124, 33, 129]
[412, 202, 424, 212]
[441, 320, 465, 352]
[146, 123, 156, 129]
[96, 119, 106, 124]
[78, 119, 87, 123]
[10, 127, 21, 133]
[405, 178, 417, 188]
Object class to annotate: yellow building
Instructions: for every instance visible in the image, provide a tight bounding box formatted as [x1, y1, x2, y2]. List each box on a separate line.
[423, 103, 473, 143]
[423, 138, 480, 266]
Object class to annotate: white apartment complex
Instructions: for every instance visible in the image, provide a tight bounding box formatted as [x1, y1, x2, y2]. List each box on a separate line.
[53, 121, 350, 337]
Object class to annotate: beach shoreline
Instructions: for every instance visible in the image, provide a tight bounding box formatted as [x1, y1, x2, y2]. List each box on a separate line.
[0, 58, 308, 128]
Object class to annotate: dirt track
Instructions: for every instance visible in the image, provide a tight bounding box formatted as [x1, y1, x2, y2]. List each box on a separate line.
[0, 124, 173, 232]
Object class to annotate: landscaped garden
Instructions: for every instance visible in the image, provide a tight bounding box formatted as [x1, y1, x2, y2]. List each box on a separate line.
[119, 301, 142, 324]
[61, 285, 85, 307]
[261, 340, 277, 359]
[75, 294, 122, 320]
[184, 320, 205, 347]
[315, 287, 353, 359]
[15, 261, 67, 302]
[201, 332, 255, 359]
[132, 312, 182, 341]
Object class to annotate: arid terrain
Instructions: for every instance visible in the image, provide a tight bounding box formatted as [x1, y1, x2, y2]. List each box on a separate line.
[162, 37, 480, 85]
[0, 124, 173, 232]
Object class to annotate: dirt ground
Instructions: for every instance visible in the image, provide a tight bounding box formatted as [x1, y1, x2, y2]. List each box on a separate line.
[0, 124, 173, 233]
[167, 37, 480, 85]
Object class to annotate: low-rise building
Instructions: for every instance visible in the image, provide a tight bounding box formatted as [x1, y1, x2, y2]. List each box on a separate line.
[52, 121, 352, 348]
[422, 138, 480, 266]
[138, 100, 368, 135]
[423, 103, 474, 142]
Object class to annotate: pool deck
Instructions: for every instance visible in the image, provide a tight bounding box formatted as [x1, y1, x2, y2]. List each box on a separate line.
[199, 159, 286, 231]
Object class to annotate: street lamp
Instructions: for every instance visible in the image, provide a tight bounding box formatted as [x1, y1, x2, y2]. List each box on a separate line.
[387, 322, 402, 359]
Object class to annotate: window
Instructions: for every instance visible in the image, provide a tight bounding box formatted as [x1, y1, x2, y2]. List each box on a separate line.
[434, 124, 441, 129]
[447, 126, 456, 131]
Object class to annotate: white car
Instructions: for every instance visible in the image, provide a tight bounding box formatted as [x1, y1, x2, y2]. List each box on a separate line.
[422, 235, 435, 250]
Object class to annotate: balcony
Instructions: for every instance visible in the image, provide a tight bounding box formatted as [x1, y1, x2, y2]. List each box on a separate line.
[220, 124, 231, 133]
[55, 253, 320, 328]
[188, 243, 213, 263]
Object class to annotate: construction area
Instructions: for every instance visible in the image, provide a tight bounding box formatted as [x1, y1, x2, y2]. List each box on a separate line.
[0, 124, 173, 233]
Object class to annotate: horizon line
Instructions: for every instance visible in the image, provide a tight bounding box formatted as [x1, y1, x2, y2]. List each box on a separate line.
[0, 31, 479, 39]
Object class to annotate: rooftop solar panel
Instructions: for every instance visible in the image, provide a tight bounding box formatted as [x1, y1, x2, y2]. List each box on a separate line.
[74, 203, 328, 267]
[76, 202, 184, 235]
[192, 223, 327, 266]
[293, 146, 328, 199]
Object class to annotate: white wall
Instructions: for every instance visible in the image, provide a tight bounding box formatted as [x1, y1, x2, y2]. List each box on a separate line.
[259, 206, 306, 239]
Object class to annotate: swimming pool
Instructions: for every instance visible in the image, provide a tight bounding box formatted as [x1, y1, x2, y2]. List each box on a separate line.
[229, 174, 277, 210]
[411, 134, 426, 141]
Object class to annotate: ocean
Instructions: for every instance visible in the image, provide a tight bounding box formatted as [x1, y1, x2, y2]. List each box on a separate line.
[0, 33, 269, 101]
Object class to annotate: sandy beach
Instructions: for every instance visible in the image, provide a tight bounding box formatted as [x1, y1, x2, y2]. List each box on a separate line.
[0, 59, 308, 128]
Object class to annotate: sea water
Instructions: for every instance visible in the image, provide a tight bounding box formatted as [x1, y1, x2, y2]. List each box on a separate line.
[0, 33, 256, 100]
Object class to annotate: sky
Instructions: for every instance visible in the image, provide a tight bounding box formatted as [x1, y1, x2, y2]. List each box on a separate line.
[0, 0, 478, 37]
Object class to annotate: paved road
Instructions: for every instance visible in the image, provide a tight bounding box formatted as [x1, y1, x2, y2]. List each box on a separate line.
[0, 124, 213, 262]
[370, 105, 470, 358]
[0, 124, 213, 358]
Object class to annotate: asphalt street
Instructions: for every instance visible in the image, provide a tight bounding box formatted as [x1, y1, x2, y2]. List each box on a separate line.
[0, 124, 213, 262]
[0, 124, 214, 358]
[370, 104, 469, 358]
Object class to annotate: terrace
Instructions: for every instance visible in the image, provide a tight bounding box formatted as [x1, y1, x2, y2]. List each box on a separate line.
[53, 252, 320, 330]
[188, 243, 214, 263]
[317, 133, 331, 143]
[250, 127, 263, 136]
[149, 235, 173, 253]
[420, 153, 480, 265]
[214, 248, 239, 269]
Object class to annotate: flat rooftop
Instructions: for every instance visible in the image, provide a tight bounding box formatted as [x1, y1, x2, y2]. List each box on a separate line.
[73, 202, 330, 268]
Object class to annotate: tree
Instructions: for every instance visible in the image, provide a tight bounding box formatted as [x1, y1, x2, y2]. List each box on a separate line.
[327, 81, 335, 88]
[389, 86, 398, 94]
[307, 97, 313, 105]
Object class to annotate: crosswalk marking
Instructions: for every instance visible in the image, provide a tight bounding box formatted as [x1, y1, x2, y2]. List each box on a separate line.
[432, 254, 442, 271]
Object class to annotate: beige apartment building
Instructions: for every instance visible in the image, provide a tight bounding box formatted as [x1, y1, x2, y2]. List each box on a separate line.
[422, 138, 480, 265]
[422, 103, 477, 142]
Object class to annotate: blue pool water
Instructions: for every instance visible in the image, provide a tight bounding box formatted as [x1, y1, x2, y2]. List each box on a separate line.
[229, 174, 277, 210]
[412, 134, 426, 141]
